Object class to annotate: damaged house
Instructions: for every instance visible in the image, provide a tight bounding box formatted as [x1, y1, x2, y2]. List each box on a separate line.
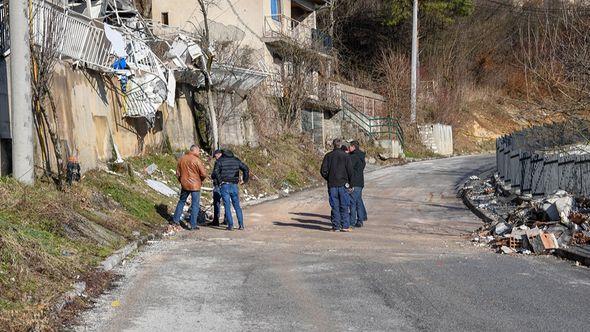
[0, 0, 401, 178]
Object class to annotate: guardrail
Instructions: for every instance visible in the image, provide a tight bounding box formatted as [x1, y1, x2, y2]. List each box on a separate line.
[31, 0, 113, 71]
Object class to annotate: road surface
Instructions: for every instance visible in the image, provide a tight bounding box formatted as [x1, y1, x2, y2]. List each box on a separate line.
[76, 155, 590, 331]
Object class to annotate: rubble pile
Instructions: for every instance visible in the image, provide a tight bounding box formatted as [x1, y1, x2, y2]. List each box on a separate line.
[462, 175, 590, 256]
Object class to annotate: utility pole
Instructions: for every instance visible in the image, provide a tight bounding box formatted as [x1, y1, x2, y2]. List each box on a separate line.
[410, 0, 418, 124]
[9, 0, 35, 184]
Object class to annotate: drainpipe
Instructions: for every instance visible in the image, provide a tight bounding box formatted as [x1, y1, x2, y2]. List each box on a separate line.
[9, 0, 35, 184]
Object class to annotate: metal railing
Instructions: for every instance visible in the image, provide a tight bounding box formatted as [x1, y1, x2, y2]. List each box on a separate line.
[0, 3, 9, 54]
[263, 14, 314, 49]
[341, 98, 403, 145]
[31, 0, 113, 71]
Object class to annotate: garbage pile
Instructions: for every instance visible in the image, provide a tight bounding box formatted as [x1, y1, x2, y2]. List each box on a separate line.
[463, 175, 590, 255]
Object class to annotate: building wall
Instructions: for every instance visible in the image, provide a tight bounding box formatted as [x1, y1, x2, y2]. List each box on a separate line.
[47, 62, 197, 173]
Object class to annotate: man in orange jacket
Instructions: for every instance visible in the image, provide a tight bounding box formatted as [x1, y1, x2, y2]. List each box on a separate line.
[173, 145, 208, 230]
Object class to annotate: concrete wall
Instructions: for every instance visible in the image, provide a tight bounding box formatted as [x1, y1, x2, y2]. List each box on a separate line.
[151, 0, 271, 58]
[323, 110, 341, 145]
[45, 63, 198, 173]
[418, 124, 453, 156]
[217, 93, 258, 147]
[376, 139, 404, 158]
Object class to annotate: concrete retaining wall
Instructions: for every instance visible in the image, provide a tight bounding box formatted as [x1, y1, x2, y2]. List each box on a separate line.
[497, 134, 590, 197]
[418, 123, 453, 156]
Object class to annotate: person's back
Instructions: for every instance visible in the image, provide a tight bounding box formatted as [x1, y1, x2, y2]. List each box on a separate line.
[177, 152, 207, 191]
[320, 139, 353, 232]
[214, 150, 249, 184]
[321, 148, 352, 188]
[173, 146, 207, 230]
[213, 150, 249, 231]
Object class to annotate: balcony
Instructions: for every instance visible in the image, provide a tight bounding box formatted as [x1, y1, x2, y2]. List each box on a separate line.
[262, 13, 332, 55]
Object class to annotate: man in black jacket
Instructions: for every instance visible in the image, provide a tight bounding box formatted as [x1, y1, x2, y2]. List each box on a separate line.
[212, 150, 249, 230]
[349, 141, 367, 227]
[320, 138, 353, 232]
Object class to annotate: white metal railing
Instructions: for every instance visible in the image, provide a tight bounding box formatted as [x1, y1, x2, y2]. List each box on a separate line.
[263, 13, 314, 48]
[0, 3, 9, 54]
[31, 0, 167, 80]
[31, 0, 113, 71]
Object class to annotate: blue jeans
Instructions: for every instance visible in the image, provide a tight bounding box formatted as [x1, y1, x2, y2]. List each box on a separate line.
[350, 187, 367, 226]
[328, 186, 350, 230]
[220, 183, 243, 229]
[213, 186, 222, 224]
[173, 189, 201, 229]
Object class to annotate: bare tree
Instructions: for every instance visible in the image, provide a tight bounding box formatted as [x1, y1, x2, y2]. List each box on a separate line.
[196, 0, 219, 150]
[30, 4, 67, 188]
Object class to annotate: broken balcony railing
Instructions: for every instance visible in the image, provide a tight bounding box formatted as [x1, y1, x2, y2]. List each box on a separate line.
[30, 0, 166, 79]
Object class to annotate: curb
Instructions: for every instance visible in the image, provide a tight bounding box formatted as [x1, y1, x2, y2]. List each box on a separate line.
[460, 189, 498, 225]
[555, 247, 590, 267]
[52, 232, 162, 315]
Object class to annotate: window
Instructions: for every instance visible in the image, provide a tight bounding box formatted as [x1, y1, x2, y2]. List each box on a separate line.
[161, 12, 169, 25]
[271, 0, 281, 20]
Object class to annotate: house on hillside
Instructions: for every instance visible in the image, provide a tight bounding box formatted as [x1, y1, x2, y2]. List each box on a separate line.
[0, 0, 400, 178]
[150, 0, 395, 146]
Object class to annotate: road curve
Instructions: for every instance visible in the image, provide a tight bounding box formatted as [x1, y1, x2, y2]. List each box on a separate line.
[76, 155, 590, 332]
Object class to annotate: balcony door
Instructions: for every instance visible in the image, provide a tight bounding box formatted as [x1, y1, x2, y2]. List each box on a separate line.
[271, 0, 282, 20]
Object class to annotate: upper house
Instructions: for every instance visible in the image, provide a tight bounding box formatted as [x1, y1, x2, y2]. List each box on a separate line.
[150, 0, 332, 71]
[151, 0, 393, 145]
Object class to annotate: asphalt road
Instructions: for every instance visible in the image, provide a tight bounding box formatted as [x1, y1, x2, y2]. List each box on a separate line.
[75, 155, 590, 332]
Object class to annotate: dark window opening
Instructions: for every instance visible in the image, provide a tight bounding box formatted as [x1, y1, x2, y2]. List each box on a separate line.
[161, 12, 169, 25]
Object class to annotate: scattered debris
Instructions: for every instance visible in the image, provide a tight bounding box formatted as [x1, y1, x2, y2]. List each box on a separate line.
[145, 163, 158, 175]
[145, 179, 178, 197]
[378, 153, 391, 161]
[462, 174, 590, 260]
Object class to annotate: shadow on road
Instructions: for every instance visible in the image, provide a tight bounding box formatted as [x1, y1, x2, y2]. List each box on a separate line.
[290, 212, 331, 221]
[273, 221, 333, 231]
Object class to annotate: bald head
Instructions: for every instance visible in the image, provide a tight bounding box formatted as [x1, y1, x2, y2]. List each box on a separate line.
[189, 145, 200, 156]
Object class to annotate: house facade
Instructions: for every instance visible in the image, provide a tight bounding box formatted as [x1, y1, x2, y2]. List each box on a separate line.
[150, 0, 390, 146]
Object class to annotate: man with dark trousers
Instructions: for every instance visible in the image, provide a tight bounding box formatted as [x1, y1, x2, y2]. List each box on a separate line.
[349, 140, 367, 227]
[210, 149, 224, 227]
[212, 150, 249, 231]
[320, 138, 353, 232]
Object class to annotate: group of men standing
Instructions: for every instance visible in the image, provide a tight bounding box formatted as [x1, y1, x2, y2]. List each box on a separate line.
[173, 138, 367, 233]
[320, 139, 368, 232]
[172, 145, 249, 231]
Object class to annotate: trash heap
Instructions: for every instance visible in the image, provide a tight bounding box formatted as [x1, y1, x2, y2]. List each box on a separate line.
[462, 175, 590, 255]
